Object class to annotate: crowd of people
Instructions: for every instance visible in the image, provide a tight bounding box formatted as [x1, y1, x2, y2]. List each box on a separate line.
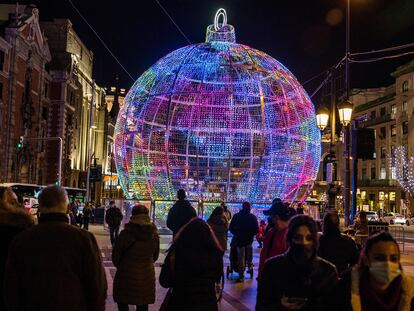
[1, 185, 414, 311]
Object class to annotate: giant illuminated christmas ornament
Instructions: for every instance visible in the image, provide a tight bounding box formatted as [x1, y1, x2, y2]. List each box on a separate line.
[114, 9, 321, 201]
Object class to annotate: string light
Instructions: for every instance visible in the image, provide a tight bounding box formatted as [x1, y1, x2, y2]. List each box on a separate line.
[114, 10, 321, 201]
[388, 146, 414, 197]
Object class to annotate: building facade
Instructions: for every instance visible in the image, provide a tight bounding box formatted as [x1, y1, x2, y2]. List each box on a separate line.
[0, 4, 52, 184]
[41, 18, 107, 200]
[351, 60, 414, 215]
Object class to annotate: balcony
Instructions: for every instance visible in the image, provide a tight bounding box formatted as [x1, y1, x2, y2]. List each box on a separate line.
[359, 114, 392, 127]
[358, 179, 397, 187]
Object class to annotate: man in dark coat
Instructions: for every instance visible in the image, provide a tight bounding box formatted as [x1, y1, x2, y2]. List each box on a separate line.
[318, 212, 359, 275]
[229, 201, 259, 282]
[4, 186, 107, 311]
[105, 200, 123, 245]
[0, 187, 34, 311]
[166, 189, 197, 236]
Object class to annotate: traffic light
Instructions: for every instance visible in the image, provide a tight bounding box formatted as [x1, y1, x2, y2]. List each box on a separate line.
[17, 136, 24, 149]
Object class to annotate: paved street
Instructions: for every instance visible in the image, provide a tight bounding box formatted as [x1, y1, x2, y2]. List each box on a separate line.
[89, 224, 414, 310]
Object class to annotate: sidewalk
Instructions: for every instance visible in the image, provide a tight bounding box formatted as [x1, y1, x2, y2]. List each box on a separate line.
[92, 224, 258, 310]
[90, 224, 414, 311]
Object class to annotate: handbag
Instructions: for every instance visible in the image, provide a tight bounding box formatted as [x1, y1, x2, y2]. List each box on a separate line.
[159, 247, 176, 288]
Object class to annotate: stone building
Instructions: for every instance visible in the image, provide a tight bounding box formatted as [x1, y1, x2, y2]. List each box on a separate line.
[41, 18, 106, 199]
[0, 4, 51, 184]
[351, 60, 414, 214]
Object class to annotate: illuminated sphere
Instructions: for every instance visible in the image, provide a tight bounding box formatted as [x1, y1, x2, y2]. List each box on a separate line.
[114, 10, 321, 201]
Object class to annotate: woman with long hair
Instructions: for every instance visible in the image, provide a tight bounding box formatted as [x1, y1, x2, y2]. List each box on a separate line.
[160, 217, 223, 311]
[334, 231, 414, 310]
[207, 206, 229, 251]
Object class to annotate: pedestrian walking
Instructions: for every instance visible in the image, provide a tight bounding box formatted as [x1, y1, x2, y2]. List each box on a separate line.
[256, 215, 338, 311]
[4, 186, 107, 311]
[0, 187, 34, 311]
[160, 217, 223, 311]
[229, 201, 259, 282]
[318, 212, 359, 275]
[258, 198, 292, 277]
[106, 201, 123, 245]
[256, 220, 266, 248]
[83, 202, 93, 231]
[112, 204, 160, 311]
[166, 189, 197, 236]
[207, 205, 229, 251]
[333, 231, 414, 310]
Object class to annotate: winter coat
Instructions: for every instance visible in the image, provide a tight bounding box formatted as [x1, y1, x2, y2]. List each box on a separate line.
[333, 266, 414, 311]
[207, 214, 229, 250]
[112, 215, 160, 305]
[166, 199, 197, 235]
[318, 229, 359, 275]
[83, 206, 93, 220]
[0, 205, 34, 311]
[258, 227, 288, 276]
[160, 218, 223, 311]
[256, 251, 338, 311]
[105, 206, 123, 227]
[229, 209, 259, 247]
[4, 213, 107, 311]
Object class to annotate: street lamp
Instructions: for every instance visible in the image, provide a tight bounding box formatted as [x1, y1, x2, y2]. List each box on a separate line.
[316, 107, 330, 131]
[337, 99, 353, 126]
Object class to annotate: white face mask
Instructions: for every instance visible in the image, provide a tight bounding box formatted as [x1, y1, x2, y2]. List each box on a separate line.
[369, 261, 401, 287]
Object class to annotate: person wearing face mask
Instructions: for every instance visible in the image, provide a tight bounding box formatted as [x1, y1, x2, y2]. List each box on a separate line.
[256, 215, 338, 311]
[334, 231, 414, 311]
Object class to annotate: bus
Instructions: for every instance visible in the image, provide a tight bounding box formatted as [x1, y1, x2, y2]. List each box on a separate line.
[0, 183, 87, 214]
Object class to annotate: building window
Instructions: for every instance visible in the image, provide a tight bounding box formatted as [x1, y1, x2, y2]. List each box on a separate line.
[391, 104, 396, 115]
[380, 126, 386, 139]
[402, 80, 409, 92]
[361, 191, 366, 200]
[391, 166, 396, 180]
[380, 107, 386, 116]
[402, 121, 408, 134]
[370, 110, 377, 119]
[371, 166, 376, 180]
[380, 167, 386, 179]
[362, 168, 367, 180]
[44, 83, 48, 98]
[402, 101, 408, 113]
[380, 147, 386, 158]
[391, 124, 396, 136]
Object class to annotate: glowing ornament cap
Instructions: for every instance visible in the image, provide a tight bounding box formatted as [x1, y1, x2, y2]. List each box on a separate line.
[205, 8, 236, 43]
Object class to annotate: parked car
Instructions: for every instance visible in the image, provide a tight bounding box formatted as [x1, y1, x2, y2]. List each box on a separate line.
[365, 211, 379, 222]
[383, 212, 406, 225]
[405, 217, 414, 226]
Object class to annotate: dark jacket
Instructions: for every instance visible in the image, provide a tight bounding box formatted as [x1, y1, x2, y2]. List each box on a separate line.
[166, 199, 197, 235]
[207, 213, 229, 251]
[333, 266, 414, 311]
[112, 218, 160, 305]
[0, 206, 34, 311]
[229, 209, 259, 247]
[160, 218, 223, 311]
[318, 228, 359, 275]
[105, 206, 123, 227]
[4, 213, 107, 311]
[256, 251, 338, 311]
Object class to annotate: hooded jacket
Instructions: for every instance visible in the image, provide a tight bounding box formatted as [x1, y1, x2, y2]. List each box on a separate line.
[112, 214, 160, 305]
[207, 213, 229, 251]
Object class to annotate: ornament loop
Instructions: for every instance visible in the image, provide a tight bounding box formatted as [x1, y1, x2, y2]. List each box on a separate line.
[214, 8, 227, 31]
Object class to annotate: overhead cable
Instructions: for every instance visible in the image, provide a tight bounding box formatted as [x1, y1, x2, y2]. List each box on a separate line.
[67, 0, 135, 82]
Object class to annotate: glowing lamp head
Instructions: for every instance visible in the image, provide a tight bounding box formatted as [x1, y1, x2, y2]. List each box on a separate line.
[316, 107, 330, 131]
[114, 9, 321, 202]
[338, 99, 353, 126]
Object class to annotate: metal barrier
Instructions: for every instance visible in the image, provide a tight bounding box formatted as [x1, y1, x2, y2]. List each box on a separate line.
[366, 224, 406, 253]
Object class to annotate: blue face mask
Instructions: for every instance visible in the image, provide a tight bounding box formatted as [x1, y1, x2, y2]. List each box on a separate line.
[369, 261, 401, 287]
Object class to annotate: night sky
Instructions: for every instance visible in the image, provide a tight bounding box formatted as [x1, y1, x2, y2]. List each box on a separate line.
[11, 0, 414, 99]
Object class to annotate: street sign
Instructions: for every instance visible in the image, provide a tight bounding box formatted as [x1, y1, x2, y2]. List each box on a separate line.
[90, 165, 102, 182]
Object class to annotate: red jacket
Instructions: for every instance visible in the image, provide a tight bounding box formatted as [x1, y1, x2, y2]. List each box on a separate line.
[258, 227, 288, 276]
